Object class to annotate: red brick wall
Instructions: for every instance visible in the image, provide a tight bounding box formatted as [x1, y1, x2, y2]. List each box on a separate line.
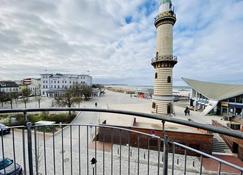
[212, 120, 243, 160]
[97, 125, 213, 156]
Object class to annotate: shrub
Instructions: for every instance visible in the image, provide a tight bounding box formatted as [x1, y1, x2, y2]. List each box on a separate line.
[5, 112, 76, 126]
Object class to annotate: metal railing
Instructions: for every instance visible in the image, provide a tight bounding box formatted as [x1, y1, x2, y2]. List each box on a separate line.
[0, 108, 242, 175]
[151, 56, 177, 64]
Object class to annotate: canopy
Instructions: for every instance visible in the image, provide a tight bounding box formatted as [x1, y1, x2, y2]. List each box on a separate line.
[182, 78, 243, 101]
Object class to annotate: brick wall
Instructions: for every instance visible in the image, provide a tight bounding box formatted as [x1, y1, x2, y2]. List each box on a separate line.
[212, 120, 243, 160]
[97, 125, 213, 156]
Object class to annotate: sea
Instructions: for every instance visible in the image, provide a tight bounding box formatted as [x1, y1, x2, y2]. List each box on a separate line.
[105, 84, 191, 96]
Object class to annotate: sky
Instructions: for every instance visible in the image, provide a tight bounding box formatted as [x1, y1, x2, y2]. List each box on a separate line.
[0, 0, 243, 86]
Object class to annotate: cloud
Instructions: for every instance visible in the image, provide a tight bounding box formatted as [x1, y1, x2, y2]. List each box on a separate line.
[0, 0, 243, 86]
[173, 0, 243, 85]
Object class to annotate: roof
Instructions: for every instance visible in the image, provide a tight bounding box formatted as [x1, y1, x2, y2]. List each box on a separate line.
[0, 81, 19, 88]
[182, 78, 243, 101]
[161, 0, 171, 4]
[41, 73, 92, 78]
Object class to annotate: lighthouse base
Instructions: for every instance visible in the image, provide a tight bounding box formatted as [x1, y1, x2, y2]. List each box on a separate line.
[152, 95, 174, 115]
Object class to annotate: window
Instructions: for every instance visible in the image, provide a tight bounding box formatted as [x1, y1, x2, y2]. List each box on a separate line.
[167, 76, 171, 83]
[152, 102, 156, 109]
[167, 104, 171, 114]
[155, 73, 158, 79]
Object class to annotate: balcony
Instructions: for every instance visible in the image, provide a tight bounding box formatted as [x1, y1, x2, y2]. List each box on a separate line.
[154, 11, 176, 27]
[0, 108, 242, 175]
[151, 56, 177, 68]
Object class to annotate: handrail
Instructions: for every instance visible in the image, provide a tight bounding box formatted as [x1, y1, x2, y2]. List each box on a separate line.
[0, 108, 242, 139]
[173, 141, 243, 172]
[151, 55, 177, 63]
[34, 123, 162, 139]
[21, 123, 243, 172]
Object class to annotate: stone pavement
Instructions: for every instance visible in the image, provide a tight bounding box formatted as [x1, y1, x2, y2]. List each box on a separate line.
[0, 90, 240, 174]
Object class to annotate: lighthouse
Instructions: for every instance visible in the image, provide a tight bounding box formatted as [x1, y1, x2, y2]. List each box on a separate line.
[151, 0, 177, 115]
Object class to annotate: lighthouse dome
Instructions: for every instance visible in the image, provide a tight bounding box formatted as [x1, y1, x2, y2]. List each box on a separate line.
[159, 0, 173, 12]
[161, 0, 171, 4]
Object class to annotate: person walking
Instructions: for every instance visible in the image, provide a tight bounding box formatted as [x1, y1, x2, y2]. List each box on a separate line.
[187, 108, 190, 116]
[184, 107, 188, 116]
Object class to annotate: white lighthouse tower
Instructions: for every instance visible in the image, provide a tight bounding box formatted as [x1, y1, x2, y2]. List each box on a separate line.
[151, 0, 177, 115]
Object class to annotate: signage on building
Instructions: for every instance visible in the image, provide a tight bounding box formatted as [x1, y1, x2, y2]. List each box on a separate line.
[221, 102, 229, 107]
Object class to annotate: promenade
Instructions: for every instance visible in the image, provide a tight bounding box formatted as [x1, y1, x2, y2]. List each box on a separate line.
[1, 90, 241, 174]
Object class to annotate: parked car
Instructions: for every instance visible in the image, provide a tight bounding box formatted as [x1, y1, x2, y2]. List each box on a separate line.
[0, 124, 10, 135]
[0, 158, 22, 175]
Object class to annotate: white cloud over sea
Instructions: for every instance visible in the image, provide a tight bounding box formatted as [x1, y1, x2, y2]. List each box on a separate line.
[0, 0, 243, 85]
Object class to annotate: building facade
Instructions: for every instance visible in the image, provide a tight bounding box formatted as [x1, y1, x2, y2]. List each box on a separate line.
[41, 73, 92, 97]
[183, 78, 243, 117]
[22, 78, 41, 96]
[0, 81, 19, 93]
[151, 0, 177, 115]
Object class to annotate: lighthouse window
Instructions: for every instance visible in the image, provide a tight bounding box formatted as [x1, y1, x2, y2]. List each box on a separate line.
[167, 76, 171, 83]
[155, 73, 158, 79]
[167, 104, 172, 114]
[152, 102, 156, 109]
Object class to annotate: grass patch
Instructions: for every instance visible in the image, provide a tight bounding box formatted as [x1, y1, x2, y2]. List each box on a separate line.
[4, 112, 76, 126]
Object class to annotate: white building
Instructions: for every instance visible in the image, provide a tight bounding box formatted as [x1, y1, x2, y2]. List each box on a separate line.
[0, 81, 19, 93]
[22, 78, 41, 96]
[41, 73, 92, 97]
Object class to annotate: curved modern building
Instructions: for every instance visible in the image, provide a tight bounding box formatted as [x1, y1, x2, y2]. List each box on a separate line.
[183, 77, 243, 117]
[151, 0, 177, 115]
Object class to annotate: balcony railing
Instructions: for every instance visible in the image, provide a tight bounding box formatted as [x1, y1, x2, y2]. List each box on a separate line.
[0, 108, 242, 175]
[151, 55, 177, 64]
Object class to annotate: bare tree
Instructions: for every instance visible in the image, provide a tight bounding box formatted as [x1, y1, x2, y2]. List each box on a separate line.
[55, 85, 83, 116]
[0, 92, 6, 108]
[11, 92, 19, 107]
[81, 85, 92, 100]
[7, 92, 19, 109]
[21, 88, 31, 108]
[35, 96, 41, 108]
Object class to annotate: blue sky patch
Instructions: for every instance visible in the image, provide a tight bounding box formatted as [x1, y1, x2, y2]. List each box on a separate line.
[138, 0, 158, 17]
[125, 16, 133, 24]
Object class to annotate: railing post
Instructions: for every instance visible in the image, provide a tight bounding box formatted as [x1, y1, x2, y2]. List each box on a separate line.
[162, 120, 168, 175]
[26, 122, 34, 175]
[163, 135, 169, 175]
[24, 111, 28, 123]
